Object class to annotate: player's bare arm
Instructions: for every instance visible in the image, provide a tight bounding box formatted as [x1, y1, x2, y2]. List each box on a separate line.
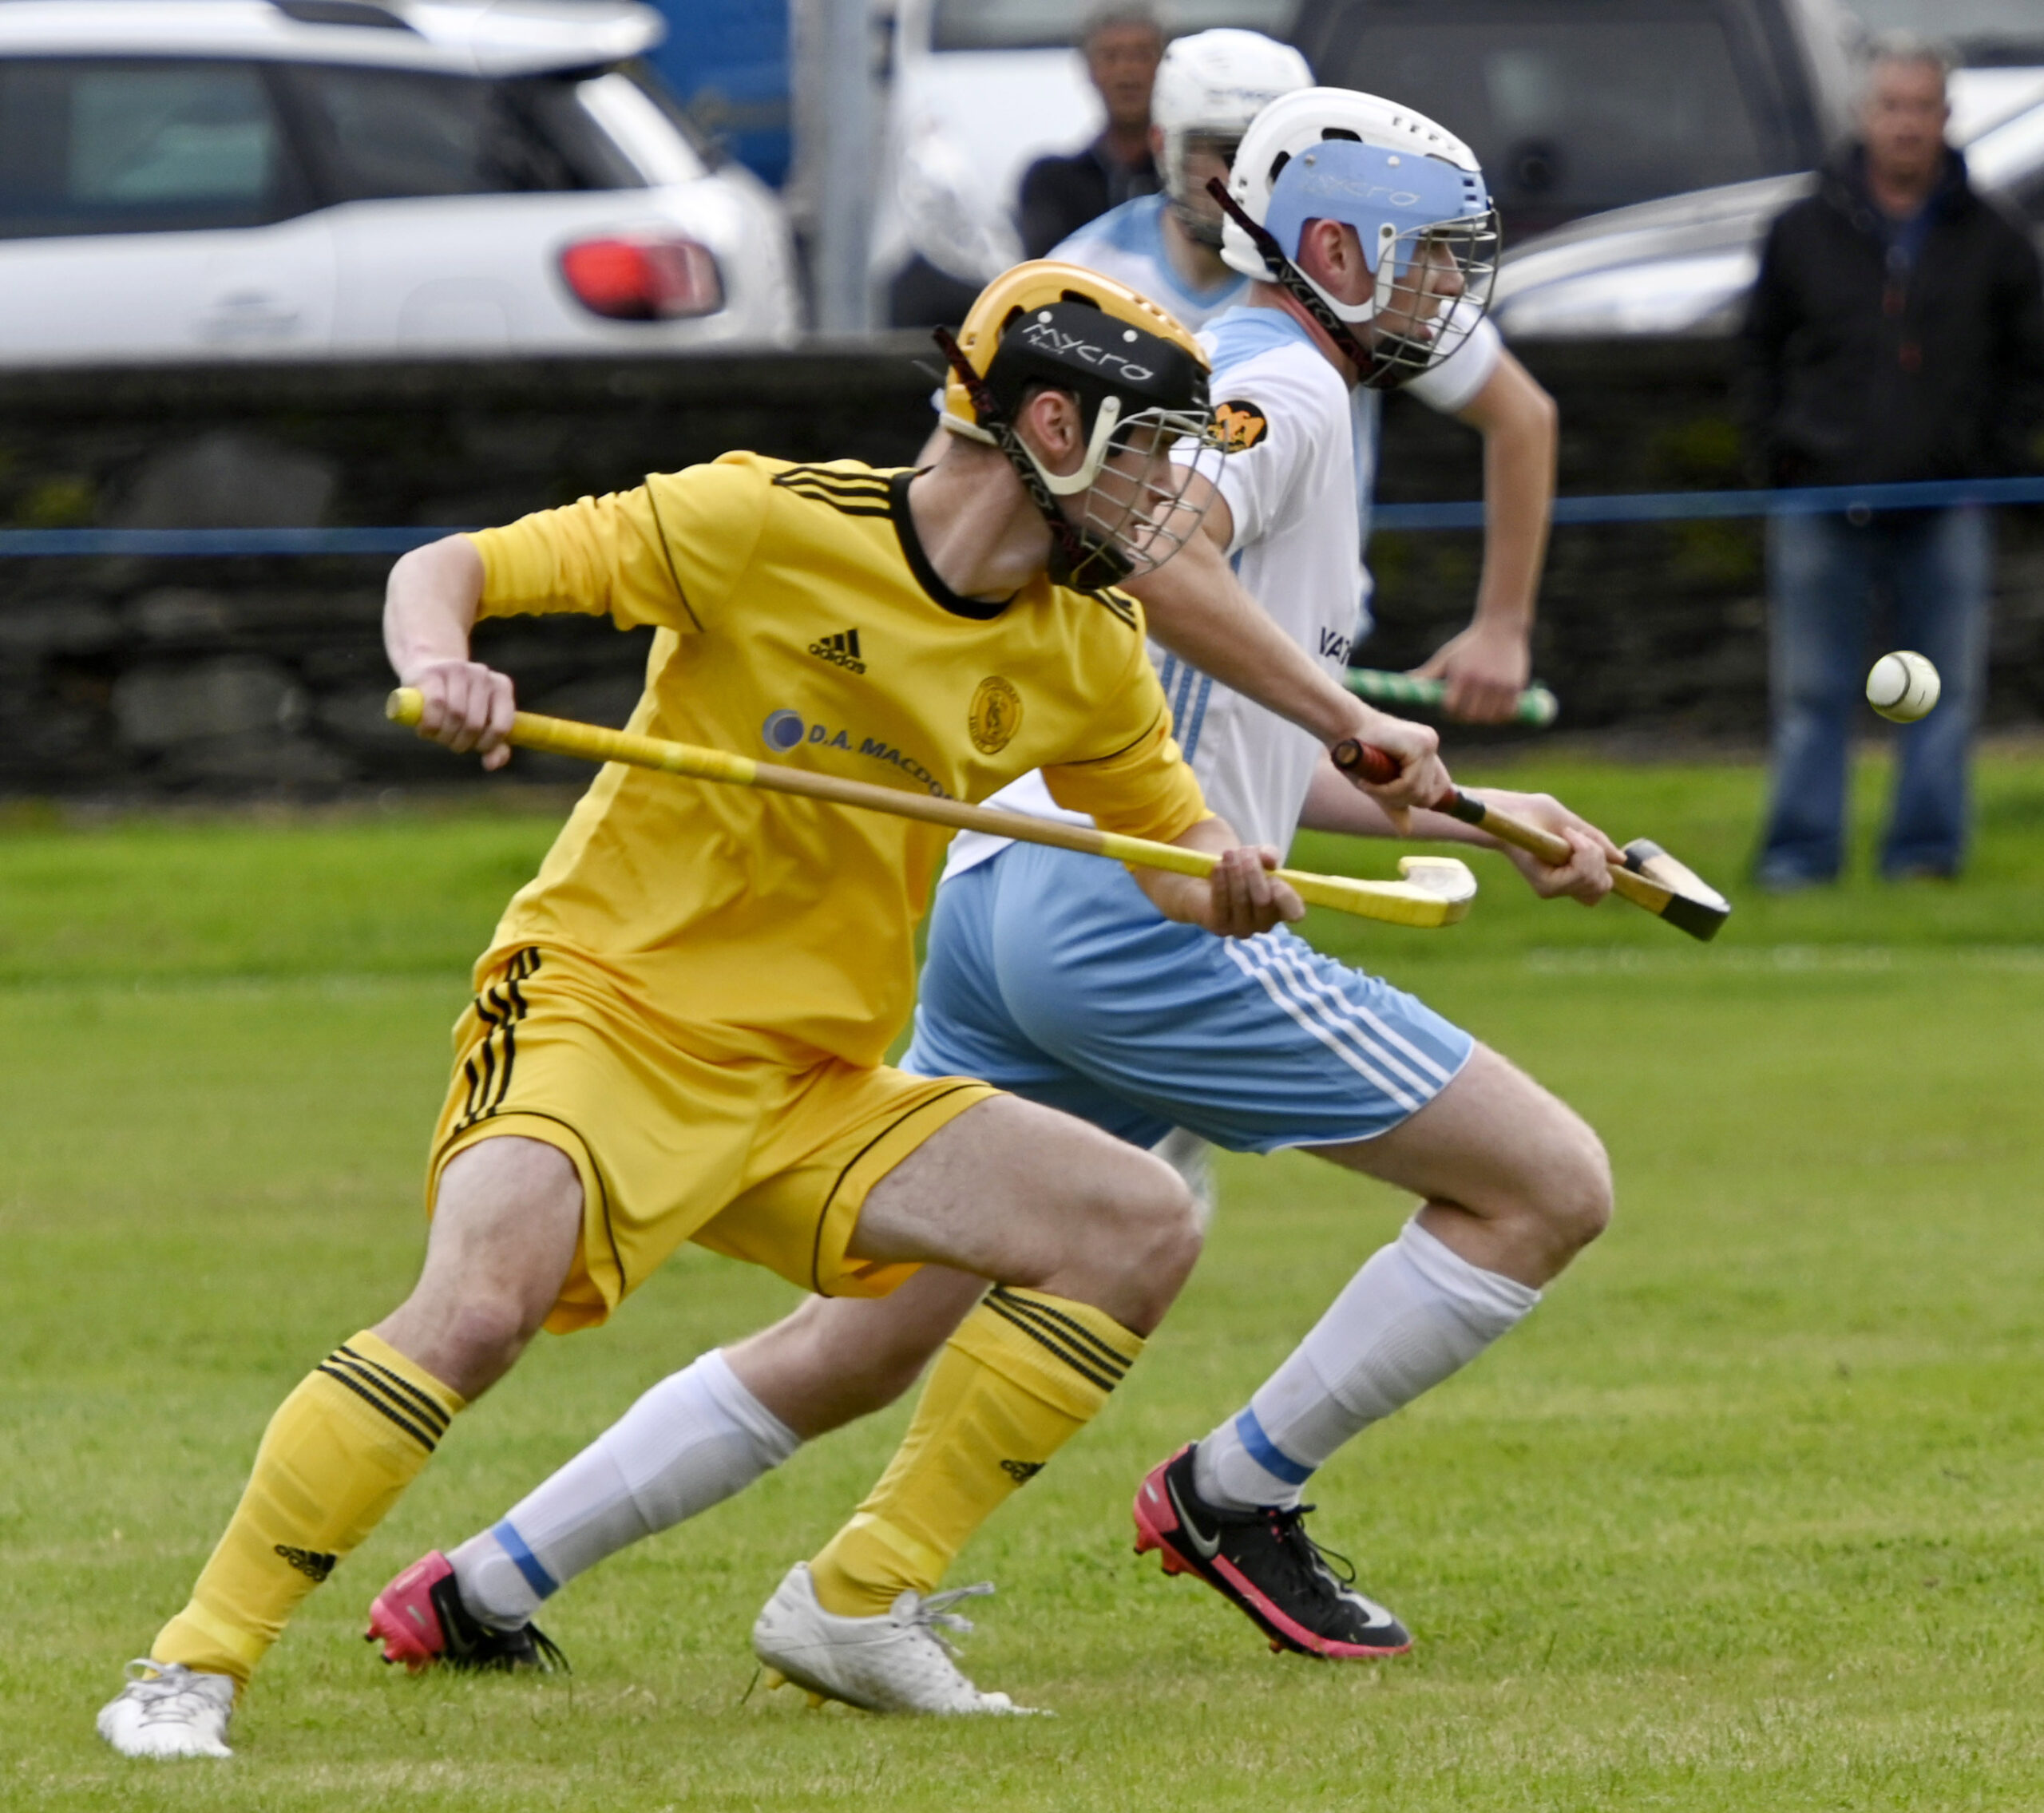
[383, 536, 516, 769]
[1299, 760, 1616, 905]
[1123, 485, 1450, 817]
[1412, 350, 1556, 724]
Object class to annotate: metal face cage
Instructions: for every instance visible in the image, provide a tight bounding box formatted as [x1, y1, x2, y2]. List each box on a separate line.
[1071, 402, 1226, 589]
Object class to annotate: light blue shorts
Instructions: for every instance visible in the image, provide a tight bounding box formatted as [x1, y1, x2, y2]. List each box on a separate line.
[904, 843, 1474, 1154]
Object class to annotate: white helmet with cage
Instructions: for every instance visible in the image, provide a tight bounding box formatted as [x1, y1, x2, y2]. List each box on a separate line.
[1216, 85, 1500, 388]
[1151, 30, 1313, 247]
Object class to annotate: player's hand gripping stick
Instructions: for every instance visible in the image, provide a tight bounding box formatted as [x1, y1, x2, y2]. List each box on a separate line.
[388, 688, 1477, 929]
[1330, 737, 1731, 942]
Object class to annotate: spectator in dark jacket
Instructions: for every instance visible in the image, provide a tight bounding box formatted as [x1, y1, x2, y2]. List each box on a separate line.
[1741, 34, 2044, 888]
[1016, 6, 1163, 260]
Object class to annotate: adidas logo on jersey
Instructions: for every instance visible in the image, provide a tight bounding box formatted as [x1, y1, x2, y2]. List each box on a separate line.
[274, 1544, 337, 1582]
[1000, 1459, 1044, 1484]
[808, 628, 866, 674]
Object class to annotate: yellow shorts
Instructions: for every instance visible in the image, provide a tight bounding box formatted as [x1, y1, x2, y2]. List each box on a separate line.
[427, 945, 996, 1333]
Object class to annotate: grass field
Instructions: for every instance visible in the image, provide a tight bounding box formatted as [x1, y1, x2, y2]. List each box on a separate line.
[5, 748, 2044, 1810]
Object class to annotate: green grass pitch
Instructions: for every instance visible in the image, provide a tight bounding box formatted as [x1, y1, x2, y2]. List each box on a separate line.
[4, 749, 2043, 1810]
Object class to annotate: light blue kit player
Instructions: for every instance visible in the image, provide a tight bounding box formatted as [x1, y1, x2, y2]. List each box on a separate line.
[901, 86, 1622, 1663]
[368, 89, 1627, 1704]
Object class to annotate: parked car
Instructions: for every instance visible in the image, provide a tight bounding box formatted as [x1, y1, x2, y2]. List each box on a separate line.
[872, 0, 1863, 316]
[0, 0, 800, 364]
[1289, 0, 1861, 244]
[1849, 0, 2044, 72]
[1492, 73, 2044, 340]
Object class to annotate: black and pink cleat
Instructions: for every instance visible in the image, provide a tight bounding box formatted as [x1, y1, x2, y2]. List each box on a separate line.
[1132, 1444, 1412, 1660]
[366, 1550, 567, 1674]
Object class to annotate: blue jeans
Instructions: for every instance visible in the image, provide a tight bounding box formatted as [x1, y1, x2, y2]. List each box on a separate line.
[1758, 506, 1992, 883]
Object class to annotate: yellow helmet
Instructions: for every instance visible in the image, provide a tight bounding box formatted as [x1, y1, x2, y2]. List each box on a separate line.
[941, 259, 1212, 445]
[933, 261, 1221, 592]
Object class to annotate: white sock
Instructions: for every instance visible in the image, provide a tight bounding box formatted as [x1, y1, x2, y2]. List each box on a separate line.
[451, 1349, 799, 1629]
[1194, 1217, 1539, 1512]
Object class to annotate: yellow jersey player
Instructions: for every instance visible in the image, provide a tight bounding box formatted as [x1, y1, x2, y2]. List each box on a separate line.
[96, 261, 1451, 1758]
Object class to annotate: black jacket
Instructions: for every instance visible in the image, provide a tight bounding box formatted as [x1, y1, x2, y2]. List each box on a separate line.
[1741, 144, 2044, 487]
[1016, 136, 1158, 261]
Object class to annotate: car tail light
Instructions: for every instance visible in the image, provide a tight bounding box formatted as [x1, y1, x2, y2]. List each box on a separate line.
[557, 235, 724, 321]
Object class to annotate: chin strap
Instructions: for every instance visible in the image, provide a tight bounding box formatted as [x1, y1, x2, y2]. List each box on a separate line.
[1207, 176, 1384, 386]
[929, 325, 1128, 592]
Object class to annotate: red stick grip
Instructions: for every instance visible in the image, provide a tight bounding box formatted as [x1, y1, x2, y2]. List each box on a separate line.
[1329, 738, 1400, 787]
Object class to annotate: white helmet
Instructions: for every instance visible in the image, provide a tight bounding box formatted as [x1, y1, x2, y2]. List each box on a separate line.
[1151, 30, 1313, 247]
[1217, 86, 1499, 388]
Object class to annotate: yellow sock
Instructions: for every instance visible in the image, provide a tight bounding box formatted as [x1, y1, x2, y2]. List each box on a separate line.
[151, 1332, 464, 1686]
[808, 1287, 1143, 1617]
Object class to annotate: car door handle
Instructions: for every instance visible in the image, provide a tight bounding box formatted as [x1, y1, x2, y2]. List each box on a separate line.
[199, 290, 303, 340]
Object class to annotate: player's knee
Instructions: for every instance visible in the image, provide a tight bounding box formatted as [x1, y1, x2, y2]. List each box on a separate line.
[1092, 1157, 1203, 1314]
[1539, 1120, 1613, 1257]
[434, 1288, 545, 1380]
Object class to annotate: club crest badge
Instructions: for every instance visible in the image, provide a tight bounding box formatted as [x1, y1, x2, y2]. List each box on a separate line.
[1213, 399, 1269, 452]
[969, 676, 1023, 754]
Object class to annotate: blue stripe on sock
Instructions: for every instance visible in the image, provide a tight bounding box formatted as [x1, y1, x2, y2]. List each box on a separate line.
[493, 1520, 559, 1600]
[1234, 1407, 1315, 1487]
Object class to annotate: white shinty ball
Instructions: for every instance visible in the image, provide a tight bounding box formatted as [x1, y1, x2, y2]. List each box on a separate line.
[1865, 651, 1941, 724]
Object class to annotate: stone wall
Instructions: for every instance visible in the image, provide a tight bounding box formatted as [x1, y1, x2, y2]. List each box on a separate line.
[1, 338, 2038, 794]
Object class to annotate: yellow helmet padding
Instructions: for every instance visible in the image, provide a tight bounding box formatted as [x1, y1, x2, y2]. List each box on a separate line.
[942, 259, 1210, 436]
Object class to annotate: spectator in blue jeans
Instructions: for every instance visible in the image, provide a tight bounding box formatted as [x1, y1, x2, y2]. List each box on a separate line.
[1741, 35, 2044, 887]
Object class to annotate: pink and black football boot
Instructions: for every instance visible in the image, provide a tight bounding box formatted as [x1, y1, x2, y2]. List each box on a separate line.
[366, 1551, 567, 1674]
[1133, 1445, 1412, 1659]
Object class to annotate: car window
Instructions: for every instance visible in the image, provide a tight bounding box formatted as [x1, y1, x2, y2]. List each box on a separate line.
[279, 65, 640, 202]
[1851, 0, 2044, 59]
[930, 0, 1299, 53]
[1302, 11, 1785, 235]
[0, 58, 299, 239]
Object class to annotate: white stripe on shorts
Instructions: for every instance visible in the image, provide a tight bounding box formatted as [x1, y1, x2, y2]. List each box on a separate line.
[1224, 938, 1426, 1114]
[1250, 938, 1444, 1102]
[1258, 937, 1456, 1090]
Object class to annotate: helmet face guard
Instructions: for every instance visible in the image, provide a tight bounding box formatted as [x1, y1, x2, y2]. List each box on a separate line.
[1068, 401, 1226, 589]
[1214, 89, 1502, 391]
[937, 293, 1225, 592]
[1168, 133, 1244, 247]
[1211, 172, 1497, 390]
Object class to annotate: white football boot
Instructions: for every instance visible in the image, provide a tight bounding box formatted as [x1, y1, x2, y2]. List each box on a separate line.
[751, 1562, 1041, 1715]
[97, 1660, 236, 1759]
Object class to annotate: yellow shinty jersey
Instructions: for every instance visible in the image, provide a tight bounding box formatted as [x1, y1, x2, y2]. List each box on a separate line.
[466, 454, 1209, 1070]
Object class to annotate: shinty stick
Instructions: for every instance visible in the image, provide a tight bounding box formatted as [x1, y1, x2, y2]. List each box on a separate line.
[1330, 737, 1732, 942]
[387, 688, 1478, 929]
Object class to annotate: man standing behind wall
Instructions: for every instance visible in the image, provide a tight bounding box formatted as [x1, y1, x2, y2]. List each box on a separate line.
[1017, 5, 1164, 259]
[1742, 34, 2044, 889]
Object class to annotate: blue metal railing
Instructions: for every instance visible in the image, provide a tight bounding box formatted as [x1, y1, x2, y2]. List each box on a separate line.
[0, 474, 2039, 556]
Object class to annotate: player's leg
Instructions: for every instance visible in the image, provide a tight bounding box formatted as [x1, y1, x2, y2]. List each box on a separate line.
[100, 1135, 580, 1759]
[438, 1265, 988, 1637]
[1151, 1043, 1610, 1657]
[751, 1093, 1200, 1713]
[395, 861, 1062, 1645]
[1190, 1042, 1606, 1497]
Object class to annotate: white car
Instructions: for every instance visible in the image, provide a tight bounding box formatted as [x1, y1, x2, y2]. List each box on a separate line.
[0, 0, 801, 363]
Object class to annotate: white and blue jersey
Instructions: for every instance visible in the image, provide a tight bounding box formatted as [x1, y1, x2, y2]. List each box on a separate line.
[1050, 195, 1247, 331]
[905, 301, 1503, 1149]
